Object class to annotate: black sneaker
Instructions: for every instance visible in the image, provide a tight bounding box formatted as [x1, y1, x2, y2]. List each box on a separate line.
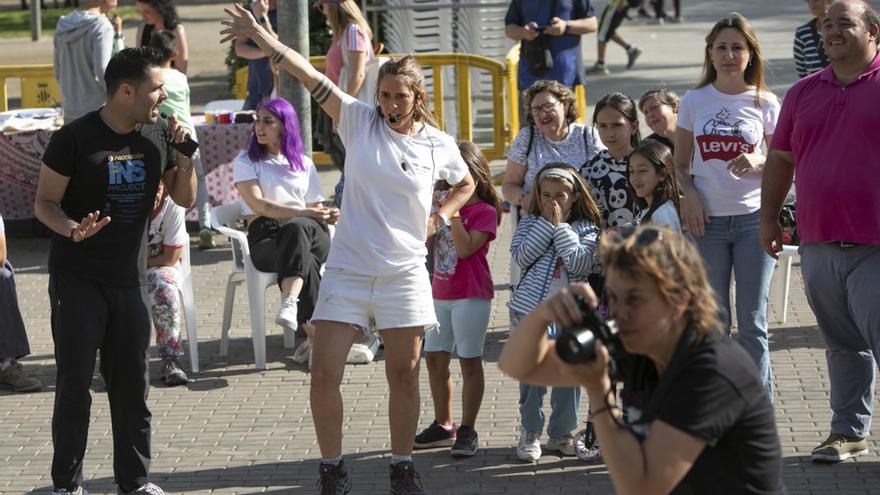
[389, 461, 425, 495]
[450, 425, 479, 458]
[317, 460, 352, 495]
[413, 419, 457, 449]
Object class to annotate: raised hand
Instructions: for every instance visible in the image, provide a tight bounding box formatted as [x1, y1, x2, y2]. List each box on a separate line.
[220, 3, 259, 44]
[72, 211, 111, 243]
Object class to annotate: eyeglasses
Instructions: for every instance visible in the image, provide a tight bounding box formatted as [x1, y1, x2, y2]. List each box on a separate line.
[530, 100, 560, 116]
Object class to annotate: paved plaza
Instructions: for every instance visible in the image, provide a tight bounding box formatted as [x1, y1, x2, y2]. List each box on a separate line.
[3, 0, 880, 493]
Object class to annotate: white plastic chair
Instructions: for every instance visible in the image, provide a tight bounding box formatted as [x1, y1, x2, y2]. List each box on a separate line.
[177, 241, 200, 373]
[771, 245, 800, 324]
[203, 99, 245, 113]
[211, 203, 290, 370]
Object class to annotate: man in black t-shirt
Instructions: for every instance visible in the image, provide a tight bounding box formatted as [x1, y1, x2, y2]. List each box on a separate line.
[34, 47, 196, 495]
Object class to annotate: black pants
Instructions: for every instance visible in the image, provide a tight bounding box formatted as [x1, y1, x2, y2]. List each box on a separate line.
[248, 217, 331, 327]
[0, 261, 30, 359]
[49, 272, 151, 493]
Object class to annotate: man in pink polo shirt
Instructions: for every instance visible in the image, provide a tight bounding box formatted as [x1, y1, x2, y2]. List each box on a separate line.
[760, 0, 880, 464]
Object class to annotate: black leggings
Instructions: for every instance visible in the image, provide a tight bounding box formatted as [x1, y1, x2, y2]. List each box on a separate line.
[248, 217, 331, 326]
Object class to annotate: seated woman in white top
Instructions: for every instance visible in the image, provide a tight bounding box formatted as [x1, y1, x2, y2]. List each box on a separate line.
[233, 97, 338, 338]
[146, 180, 190, 386]
[221, 7, 476, 492]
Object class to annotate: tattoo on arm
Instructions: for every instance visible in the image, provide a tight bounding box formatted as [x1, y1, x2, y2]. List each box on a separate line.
[311, 76, 334, 105]
[269, 47, 287, 64]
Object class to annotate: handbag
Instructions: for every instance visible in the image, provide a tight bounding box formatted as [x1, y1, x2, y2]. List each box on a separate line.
[521, 0, 558, 76]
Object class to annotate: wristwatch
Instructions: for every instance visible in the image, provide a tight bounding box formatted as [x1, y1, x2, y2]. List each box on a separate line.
[258, 16, 270, 25]
[563, 21, 572, 35]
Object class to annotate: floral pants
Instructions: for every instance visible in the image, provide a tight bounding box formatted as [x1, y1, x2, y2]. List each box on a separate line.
[146, 266, 182, 359]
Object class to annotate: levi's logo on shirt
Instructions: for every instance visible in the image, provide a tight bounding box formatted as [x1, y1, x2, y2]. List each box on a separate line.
[696, 107, 759, 162]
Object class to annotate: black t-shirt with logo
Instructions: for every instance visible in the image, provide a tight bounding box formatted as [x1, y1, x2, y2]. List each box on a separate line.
[621, 328, 784, 494]
[42, 111, 175, 286]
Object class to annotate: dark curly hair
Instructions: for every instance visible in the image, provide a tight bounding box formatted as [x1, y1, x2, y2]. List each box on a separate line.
[137, 0, 180, 30]
[522, 80, 579, 126]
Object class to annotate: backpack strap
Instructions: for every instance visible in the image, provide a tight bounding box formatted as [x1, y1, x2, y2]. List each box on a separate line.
[525, 125, 536, 161]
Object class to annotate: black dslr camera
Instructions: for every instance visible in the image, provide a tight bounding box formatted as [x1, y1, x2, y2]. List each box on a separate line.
[555, 295, 625, 374]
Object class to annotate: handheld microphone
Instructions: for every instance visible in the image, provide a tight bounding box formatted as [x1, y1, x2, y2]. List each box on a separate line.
[160, 112, 199, 157]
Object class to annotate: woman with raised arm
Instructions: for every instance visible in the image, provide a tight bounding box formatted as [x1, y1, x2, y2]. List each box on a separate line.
[222, 7, 476, 494]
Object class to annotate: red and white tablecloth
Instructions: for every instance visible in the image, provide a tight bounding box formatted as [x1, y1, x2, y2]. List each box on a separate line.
[0, 130, 52, 220]
[192, 120, 252, 219]
[0, 121, 253, 222]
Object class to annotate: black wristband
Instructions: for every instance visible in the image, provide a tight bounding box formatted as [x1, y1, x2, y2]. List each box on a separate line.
[563, 22, 572, 35]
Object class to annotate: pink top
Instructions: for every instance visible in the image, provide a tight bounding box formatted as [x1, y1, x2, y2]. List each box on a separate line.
[432, 201, 498, 300]
[325, 24, 370, 85]
[770, 54, 880, 245]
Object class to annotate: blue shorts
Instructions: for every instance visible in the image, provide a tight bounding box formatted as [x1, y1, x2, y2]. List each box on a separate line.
[424, 298, 491, 358]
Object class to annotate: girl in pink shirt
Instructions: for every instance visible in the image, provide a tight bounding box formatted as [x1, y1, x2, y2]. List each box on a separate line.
[414, 142, 502, 458]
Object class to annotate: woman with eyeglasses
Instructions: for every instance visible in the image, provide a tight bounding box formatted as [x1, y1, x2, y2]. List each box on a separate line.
[502, 80, 604, 215]
[499, 226, 783, 494]
[674, 13, 780, 398]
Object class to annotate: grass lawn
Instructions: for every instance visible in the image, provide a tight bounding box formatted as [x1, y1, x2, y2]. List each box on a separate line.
[0, 6, 138, 39]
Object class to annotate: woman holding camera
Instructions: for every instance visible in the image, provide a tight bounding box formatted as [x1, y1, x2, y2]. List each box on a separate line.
[499, 226, 783, 494]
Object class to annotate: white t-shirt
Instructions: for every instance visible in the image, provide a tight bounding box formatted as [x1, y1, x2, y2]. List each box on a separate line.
[636, 200, 681, 231]
[147, 196, 188, 266]
[232, 152, 325, 216]
[677, 84, 779, 216]
[329, 96, 469, 276]
[507, 123, 604, 193]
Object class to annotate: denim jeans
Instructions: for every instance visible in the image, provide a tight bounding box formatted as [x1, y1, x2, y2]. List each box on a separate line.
[694, 210, 774, 396]
[511, 312, 581, 438]
[801, 243, 880, 438]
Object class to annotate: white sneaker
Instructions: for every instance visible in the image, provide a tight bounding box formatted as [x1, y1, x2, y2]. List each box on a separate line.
[516, 428, 542, 461]
[545, 433, 577, 456]
[275, 297, 298, 331]
[52, 488, 87, 495]
[132, 482, 165, 495]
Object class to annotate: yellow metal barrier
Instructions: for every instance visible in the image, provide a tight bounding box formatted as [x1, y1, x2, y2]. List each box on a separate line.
[504, 44, 588, 130]
[0, 65, 59, 112]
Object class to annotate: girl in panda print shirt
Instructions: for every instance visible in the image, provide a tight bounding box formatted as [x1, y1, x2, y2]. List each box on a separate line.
[580, 92, 640, 229]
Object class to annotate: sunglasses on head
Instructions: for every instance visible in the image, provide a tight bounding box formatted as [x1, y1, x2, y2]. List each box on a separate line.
[608, 225, 664, 247]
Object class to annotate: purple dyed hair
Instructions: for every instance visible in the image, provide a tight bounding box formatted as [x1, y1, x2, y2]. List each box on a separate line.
[247, 97, 306, 172]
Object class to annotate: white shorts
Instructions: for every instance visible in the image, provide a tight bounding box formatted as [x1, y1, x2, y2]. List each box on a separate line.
[311, 265, 438, 332]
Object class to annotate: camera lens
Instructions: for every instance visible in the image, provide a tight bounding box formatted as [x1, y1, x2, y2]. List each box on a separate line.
[556, 328, 597, 364]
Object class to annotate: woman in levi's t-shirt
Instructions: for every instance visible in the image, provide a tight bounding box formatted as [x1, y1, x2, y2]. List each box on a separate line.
[673, 12, 780, 398]
[414, 142, 501, 458]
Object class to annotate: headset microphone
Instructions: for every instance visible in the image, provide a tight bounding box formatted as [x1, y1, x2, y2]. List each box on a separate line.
[388, 106, 415, 124]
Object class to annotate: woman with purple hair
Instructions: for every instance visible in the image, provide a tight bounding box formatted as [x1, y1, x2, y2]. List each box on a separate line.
[232, 97, 339, 335]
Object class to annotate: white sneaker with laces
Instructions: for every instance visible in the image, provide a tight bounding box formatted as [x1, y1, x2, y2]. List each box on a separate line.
[275, 297, 298, 331]
[545, 433, 577, 456]
[516, 428, 542, 461]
